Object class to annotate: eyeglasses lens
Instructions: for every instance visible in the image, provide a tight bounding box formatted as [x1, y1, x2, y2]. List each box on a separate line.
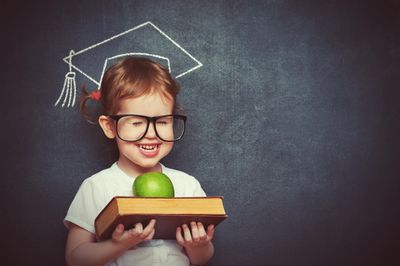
[117, 115, 185, 142]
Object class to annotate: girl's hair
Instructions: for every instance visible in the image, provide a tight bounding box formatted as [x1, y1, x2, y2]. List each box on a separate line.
[80, 57, 181, 123]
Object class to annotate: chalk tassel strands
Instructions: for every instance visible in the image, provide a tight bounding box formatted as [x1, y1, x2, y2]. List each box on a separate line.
[54, 50, 77, 107]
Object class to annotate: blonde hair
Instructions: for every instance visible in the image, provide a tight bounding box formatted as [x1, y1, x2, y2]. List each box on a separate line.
[80, 57, 181, 123]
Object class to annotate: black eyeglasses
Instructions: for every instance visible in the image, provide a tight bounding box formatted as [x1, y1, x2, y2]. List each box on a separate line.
[108, 114, 187, 142]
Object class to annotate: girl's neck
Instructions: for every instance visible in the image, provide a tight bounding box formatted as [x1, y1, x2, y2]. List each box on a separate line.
[116, 156, 161, 178]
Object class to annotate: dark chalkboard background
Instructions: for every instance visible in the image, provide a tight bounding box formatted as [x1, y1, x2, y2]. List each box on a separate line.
[1, 0, 399, 265]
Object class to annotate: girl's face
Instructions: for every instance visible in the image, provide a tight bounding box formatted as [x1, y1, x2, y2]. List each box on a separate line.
[102, 93, 175, 177]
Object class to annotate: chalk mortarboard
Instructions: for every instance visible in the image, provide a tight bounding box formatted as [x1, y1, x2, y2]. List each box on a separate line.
[55, 21, 203, 108]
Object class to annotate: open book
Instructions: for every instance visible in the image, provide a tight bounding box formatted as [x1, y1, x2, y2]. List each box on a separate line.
[95, 196, 228, 240]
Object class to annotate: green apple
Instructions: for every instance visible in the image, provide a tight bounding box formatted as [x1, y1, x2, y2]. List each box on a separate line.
[133, 172, 175, 197]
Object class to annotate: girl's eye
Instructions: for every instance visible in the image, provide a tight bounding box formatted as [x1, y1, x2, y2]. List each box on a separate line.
[130, 121, 144, 126]
[156, 119, 171, 125]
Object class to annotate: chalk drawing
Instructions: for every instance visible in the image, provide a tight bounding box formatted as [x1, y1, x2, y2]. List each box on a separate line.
[99, 53, 171, 90]
[54, 21, 203, 108]
[54, 50, 77, 107]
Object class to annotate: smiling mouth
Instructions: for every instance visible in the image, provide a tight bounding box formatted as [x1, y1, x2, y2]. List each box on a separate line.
[138, 144, 160, 152]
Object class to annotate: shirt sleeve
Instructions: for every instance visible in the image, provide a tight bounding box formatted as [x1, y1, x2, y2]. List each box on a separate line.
[64, 179, 105, 234]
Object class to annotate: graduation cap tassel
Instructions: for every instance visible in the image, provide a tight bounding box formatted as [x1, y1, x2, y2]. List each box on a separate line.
[54, 50, 77, 107]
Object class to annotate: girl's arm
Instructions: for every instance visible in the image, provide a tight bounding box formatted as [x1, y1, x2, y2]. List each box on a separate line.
[66, 220, 156, 266]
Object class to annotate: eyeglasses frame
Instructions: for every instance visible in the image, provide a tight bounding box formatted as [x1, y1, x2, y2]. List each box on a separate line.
[108, 114, 187, 142]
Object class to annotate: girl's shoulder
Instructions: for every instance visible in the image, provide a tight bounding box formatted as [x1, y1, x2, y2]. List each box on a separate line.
[81, 162, 130, 187]
[84, 163, 117, 181]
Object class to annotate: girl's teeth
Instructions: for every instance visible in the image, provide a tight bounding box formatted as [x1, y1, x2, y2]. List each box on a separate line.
[140, 145, 157, 151]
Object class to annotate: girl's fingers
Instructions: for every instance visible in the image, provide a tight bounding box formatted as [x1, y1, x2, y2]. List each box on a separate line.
[112, 224, 125, 240]
[206, 224, 215, 240]
[116, 224, 125, 233]
[145, 228, 155, 240]
[133, 222, 143, 233]
[176, 227, 185, 245]
[176, 223, 213, 247]
[190, 222, 200, 242]
[146, 219, 157, 230]
[142, 219, 157, 238]
[182, 224, 192, 242]
[126, 222, 143, 239]
[197, 222, 207, 240]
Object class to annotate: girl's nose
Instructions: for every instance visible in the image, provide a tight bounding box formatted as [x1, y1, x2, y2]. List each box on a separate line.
[145, 122, 157, 139]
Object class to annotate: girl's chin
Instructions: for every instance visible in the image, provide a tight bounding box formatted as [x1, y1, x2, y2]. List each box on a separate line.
[129, 156, 162, 171]
[117, 158, 161, 176]
[137, 161, 160, 171]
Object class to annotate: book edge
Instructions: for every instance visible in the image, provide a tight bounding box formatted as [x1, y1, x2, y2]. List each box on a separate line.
[97, 213, 228, 240]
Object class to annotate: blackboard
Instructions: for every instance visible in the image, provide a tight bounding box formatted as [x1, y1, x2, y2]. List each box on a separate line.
[1, 0, 400, 265]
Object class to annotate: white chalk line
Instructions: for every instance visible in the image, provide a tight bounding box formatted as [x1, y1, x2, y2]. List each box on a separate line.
[56, 21, 203, 108]
[147, 21, 203, 78]
[62, 21, 202, 83]
[55, 72, 77, 107]
[68, 21, 151, 58]
[54, 76, 68, 106]
[98, 53, 171, 89]
[63, 57, 101, 86]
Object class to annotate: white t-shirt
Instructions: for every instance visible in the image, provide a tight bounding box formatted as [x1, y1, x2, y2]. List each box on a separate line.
[64, 163, 206, 266]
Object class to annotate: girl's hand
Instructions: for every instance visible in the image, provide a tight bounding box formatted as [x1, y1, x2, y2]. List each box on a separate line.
[111, 219, 156, 248]
[176, 221, 215, 248]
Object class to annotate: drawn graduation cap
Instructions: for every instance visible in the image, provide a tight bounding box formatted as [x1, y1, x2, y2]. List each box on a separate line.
[55, 21, 203, 108]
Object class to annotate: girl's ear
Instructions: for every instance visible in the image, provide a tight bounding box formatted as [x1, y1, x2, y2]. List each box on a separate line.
[98, 115, 116, 139]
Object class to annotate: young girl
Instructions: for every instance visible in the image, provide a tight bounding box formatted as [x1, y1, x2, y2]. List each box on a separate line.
[64, 57, 215, 266]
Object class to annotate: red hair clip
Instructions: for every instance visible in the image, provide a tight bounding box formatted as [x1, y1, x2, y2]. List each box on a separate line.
[89, 90, 101, 101]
